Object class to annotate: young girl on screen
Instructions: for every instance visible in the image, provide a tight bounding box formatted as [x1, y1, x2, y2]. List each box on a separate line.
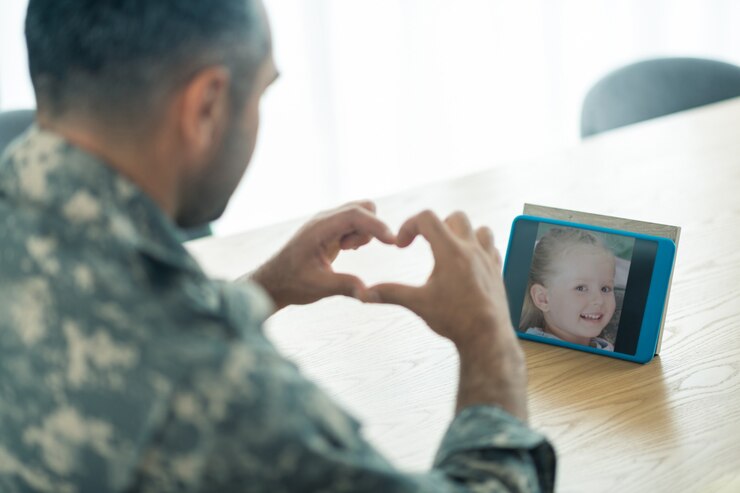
[520, 227, 617, 351]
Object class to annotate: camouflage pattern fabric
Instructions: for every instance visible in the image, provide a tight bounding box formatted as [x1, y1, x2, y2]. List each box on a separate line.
[0, 127, 556, 492]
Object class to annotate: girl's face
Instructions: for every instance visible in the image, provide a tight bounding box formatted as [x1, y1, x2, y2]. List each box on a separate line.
[531, 245, 616, 344]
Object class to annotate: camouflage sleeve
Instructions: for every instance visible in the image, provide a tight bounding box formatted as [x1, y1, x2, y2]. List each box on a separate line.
[132, 284, 555, 493]
[133, 344, 555, 492]
[433, 406, 556, 492]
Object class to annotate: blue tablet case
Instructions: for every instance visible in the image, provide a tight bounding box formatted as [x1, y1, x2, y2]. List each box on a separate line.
[510, 205, 680, 363]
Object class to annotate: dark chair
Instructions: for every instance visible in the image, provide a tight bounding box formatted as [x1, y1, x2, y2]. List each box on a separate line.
[182, 224, 212, 241]
[0, 109, 211, 241]
[581, 57, 740, 138]
[0, 109, 35, 153]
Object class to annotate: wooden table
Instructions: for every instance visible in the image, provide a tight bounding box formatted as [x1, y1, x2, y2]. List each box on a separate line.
[187, 97, 740, 493]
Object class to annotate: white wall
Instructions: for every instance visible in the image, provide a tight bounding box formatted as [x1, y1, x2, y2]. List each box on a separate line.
[0, 0, 34, 110]
[2, 0, 739, 235]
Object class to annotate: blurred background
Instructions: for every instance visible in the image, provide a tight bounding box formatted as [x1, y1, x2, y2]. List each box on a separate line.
[2, 0, 740, 236]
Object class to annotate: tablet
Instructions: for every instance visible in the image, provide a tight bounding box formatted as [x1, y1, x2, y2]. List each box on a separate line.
[503, 215, 676, 363]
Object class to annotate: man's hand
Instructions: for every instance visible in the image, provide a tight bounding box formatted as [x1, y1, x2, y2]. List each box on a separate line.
[362, 210, 512, 346]
[247, 201, 396, 311]
[361, 210, 528, 421]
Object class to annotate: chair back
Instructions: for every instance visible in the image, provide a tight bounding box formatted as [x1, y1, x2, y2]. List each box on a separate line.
[581, 58, 740, 138]
[0, 109, 35, 155]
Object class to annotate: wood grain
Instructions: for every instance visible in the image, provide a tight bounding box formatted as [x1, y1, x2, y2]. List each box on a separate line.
[187, 96, 740, 493]
[522, 203, 681, 242]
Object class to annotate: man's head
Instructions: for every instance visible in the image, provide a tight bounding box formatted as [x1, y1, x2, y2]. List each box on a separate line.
[26, 0, 278, 227]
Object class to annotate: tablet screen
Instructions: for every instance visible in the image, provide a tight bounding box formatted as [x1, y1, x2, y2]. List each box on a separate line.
[505, 220, 658, 355]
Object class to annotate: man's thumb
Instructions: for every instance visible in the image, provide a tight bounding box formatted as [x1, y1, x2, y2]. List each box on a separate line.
[325, 272, 366, 299]
[361, 282, 420, 310]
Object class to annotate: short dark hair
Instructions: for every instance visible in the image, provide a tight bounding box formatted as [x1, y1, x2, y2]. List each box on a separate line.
[25, 0, 269, 122]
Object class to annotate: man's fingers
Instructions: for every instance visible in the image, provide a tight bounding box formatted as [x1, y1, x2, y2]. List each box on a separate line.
[476, 226, 503, 269]
[396, 210, 455, 257]
[322, 206, 395, 245]
[320, 200, 376, 218]
[360, 282, 422, 311]
[445, 211, 473, 239]
[349, 200, 376, 214]
[340, 232, 372, 250]
[493, 247, 503, 269]
[321, 272, 366, 299]
[476, 226, 494, 250]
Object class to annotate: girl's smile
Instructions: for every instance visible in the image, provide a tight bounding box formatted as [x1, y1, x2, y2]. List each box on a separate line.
[530, 244, 617, 345]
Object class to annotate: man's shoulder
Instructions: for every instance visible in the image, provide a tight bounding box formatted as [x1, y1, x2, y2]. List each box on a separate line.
[0, 197, 150, 308]
[0, 129, 283, 491]
[0, 220, 246, 491]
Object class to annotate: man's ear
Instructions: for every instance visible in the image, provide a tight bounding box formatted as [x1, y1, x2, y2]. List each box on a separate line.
[178, 65, 231, 164]
[530, 283, 550, 312]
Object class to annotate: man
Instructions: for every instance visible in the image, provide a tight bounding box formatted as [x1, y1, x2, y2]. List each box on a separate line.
[0, 0, 555, 491]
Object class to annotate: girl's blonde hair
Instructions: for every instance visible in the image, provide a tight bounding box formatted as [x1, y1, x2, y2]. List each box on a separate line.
[519, 227, 613, 331]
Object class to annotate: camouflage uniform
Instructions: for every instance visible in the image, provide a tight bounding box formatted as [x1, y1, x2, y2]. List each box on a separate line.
[0, 127, 556, 492]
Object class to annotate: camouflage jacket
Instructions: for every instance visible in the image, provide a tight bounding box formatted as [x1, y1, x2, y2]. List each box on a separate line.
[0, 127, 555, 492]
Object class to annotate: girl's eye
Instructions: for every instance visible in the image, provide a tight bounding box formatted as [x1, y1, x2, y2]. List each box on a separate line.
[575, 285, 587, 292]
[602, 286, 613, 293]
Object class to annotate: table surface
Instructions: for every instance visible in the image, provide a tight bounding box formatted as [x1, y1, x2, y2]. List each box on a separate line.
[187, 97, 740, 493]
